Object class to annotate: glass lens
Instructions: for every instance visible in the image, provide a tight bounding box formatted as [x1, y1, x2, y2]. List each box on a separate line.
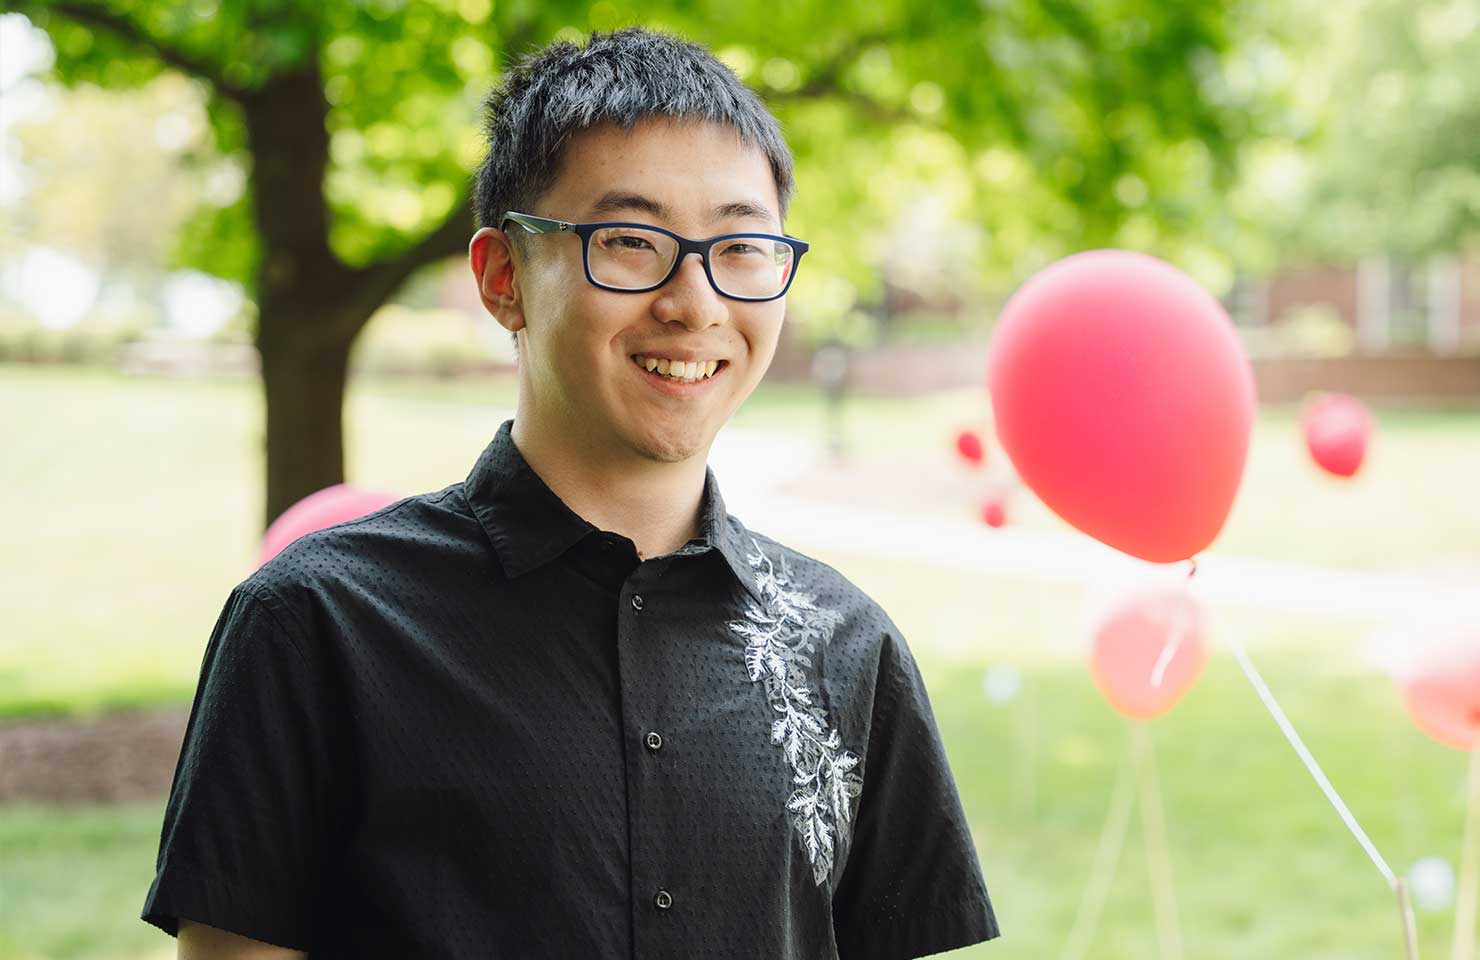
[709, 236, 794, 299]
[588, 227, 679, 290]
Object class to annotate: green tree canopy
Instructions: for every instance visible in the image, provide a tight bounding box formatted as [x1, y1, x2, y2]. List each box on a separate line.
[1269, 0, 1480, 262]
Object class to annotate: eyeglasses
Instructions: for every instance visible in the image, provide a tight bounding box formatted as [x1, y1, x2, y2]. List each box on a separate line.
[500, 211, 808, 303]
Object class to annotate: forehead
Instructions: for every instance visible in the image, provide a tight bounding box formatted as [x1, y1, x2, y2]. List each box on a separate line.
[538, 117, 781, 226]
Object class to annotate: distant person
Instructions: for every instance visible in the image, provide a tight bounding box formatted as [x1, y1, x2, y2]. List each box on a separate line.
[142, 26, 999, 959]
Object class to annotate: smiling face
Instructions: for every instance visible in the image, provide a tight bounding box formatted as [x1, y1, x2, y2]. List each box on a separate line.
[474, 117, 789, 468]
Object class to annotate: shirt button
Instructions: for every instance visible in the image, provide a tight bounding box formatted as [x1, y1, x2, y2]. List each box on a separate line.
[645, 731, 663, 751]
[631, 594, 644, 612]
[654, 889, 673, 910]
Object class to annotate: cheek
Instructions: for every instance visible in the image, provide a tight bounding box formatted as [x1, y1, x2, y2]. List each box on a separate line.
[525, 267, 599, 356]
[520, 247, 587, 320]
[552, 289, 644, 387]
[738, 308, 786, 372]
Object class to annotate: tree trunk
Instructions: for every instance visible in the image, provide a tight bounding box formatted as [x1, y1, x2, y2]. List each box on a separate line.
[257, 316, 355, 530]
[34, 5, 506, 534]
[242, 66, 356, 531]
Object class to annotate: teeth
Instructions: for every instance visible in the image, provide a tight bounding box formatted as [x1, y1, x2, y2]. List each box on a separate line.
[633, 355, 723, 382]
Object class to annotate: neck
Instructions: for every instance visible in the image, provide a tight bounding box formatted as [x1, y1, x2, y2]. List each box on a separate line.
[509, 411, 709, 561]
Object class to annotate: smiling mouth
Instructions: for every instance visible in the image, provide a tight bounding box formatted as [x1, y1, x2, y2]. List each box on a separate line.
[631, 355, 728, 383]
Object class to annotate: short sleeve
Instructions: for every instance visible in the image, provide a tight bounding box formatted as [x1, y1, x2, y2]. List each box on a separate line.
[831, 620, 1001, 959]
[140, 582, 340, 949]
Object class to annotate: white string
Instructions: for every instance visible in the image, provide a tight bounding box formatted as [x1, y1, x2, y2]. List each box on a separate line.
[1226, 633, 1398, 887]
[1151, 559, 1198, 688]
[1132, 720, 1185, 960]
[1060, 748, 1135, 960]
[1453, 743, 1480, 960]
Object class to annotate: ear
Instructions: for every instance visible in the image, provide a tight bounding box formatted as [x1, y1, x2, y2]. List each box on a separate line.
[469, 226, 526, 336]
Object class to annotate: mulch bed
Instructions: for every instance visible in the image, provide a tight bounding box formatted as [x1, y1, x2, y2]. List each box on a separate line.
[0, 707, 188, 806]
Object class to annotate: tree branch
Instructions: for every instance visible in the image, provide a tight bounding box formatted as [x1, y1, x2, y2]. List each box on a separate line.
[45, 1, 245, 100]
[764, 31, 915, 125]
[317, 191, 475, 348]
[788, 30, 896, 99]
[771, 86, 915, 126]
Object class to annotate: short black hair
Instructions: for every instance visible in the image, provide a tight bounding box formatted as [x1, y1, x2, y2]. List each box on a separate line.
[473, 27, 796, 235]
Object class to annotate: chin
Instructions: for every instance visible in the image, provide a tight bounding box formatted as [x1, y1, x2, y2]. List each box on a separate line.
[625, 419, 712, 464]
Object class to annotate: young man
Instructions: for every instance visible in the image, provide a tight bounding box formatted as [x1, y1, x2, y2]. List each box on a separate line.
[142, 27, 999, 959]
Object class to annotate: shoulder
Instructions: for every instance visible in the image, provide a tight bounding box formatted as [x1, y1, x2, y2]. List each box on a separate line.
[239, 484, 470, 631]
[726, 524, 930, 764]
[726, 521, 904, 665]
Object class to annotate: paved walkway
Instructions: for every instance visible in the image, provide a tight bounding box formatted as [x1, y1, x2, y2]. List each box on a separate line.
[709, 424, 1480, 658]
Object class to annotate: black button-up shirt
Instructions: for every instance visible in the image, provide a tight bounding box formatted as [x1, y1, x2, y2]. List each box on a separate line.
[141, 418, 1000, 958]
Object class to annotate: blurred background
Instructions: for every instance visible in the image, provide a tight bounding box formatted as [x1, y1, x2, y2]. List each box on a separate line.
[1, 0, 1478, 957]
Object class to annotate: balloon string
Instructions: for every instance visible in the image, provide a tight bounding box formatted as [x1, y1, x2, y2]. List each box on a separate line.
[1453, 742, 1480, 960]
[1226, 633, 1397, 887]
[1132, 720, 1185, 960]
[1012, 674, 1039, 820]
[1059, 745, 1135, 960]
[1151, 558, 1198, 688]
[1397, 878, 1420, 960]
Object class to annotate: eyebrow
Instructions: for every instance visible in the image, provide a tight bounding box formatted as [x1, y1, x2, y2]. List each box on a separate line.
[588, 191, 779, 228]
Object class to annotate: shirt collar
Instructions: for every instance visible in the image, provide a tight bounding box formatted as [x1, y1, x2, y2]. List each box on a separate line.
[464, 419, 763, 604]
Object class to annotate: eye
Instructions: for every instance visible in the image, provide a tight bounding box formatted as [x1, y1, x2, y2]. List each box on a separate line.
[606, 233, 657, 251]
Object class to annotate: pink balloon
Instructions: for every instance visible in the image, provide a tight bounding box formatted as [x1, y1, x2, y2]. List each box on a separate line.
[955, 429, 985, 466]
[1089, 584, 1208, 720]
[1400, 645, 1480, 752]
[1302, 392, 1372, 478]
[987, 250, 1257, 563]
[257, 483, 402, 568]
[980, 497, 1006, 528]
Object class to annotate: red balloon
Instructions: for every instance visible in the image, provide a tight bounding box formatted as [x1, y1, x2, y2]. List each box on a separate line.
[1400, 645, 1480, 751]
[987, 250, 1257, 563]
[955, 429, 985, 466]
[1089, 583, 1208, 720]
[980, 497, 1006, 528]
[1302, 392, 1372, 478]
[257, 483, 402, 568]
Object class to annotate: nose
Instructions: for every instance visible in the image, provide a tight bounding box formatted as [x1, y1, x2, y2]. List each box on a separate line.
[650, 253, 727, 331]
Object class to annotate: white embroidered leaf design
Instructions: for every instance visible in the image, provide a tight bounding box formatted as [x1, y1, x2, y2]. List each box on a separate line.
[828, 752, 864, 826]
[783, 729, 804, 767]
[744, 645, 768, 682]
[727, 537, 865, 888]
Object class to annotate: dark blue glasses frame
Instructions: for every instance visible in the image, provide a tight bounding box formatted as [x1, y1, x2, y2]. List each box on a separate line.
[500, 211, 808, 303]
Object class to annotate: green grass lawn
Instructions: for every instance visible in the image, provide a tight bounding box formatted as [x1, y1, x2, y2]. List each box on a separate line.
[2, 641, 1468, 959]
[2, 363, 1476, 958]
[0, 366, 524, 718]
